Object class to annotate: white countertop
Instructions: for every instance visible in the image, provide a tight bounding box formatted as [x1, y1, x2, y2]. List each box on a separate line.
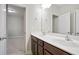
[31, 32, 79, 55]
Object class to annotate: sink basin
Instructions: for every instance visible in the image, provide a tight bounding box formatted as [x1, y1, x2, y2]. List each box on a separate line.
[43, 35, 65, 41]
[57, 40, 79, 47]
[31, 32, 79, 54]
[43, 35, 79, 48]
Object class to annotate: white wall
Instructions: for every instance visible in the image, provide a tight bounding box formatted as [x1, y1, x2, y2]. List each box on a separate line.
[29, 4, 60, 33]
[76, 10, 79, 34]
[42, 7, 52, 33]
[29, 4, 41, 32]
[7, 15, 25, 37]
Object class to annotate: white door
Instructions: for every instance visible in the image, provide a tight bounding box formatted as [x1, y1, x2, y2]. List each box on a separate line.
[0, 4, 6, 55]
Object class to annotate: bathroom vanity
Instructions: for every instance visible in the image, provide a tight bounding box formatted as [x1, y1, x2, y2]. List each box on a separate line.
[31, 35, 71, 55]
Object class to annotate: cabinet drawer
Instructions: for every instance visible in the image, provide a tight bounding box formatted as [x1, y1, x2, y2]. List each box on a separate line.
[38, 39, 43, 46]
[44, 42, 71, 55]
[38, 45, 43, 55]
[31, 35, 37, 42]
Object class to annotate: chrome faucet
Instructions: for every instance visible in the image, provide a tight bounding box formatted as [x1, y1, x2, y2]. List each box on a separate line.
[65, 32, 70, 41]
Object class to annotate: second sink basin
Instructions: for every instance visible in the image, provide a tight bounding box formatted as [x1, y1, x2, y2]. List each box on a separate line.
[43, 35, 79, 48]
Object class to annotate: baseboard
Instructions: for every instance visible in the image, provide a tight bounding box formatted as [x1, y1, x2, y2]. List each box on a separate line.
[25, 49, 32, 55]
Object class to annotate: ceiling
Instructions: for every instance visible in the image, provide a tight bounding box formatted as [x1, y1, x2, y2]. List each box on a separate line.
[7, 4, 25, 17]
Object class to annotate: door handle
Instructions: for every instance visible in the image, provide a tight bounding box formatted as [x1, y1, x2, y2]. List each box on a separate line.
[0, 37, 7, 41]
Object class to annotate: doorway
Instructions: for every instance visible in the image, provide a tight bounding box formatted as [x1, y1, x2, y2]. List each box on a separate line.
[6, 4, 26, 55]
[52, 15, 59, 33]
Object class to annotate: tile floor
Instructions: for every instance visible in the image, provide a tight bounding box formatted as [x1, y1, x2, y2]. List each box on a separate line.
[7, 37, 25, 55]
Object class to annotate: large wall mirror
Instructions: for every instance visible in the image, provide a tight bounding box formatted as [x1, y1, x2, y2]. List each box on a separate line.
[41, 4, 79, 35]
[52, 13, 70, 34]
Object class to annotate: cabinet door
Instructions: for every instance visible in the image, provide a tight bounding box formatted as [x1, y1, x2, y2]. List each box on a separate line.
[31, 39, 38, 55]
[44, 50, 52, 55]
[31, 39, 34, 54]
[38, 45, 43, 55]
[34, 42, 38, 55]
[44, 42, 70, 55]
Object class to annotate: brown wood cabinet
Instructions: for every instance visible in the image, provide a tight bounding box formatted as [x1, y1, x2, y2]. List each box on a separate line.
[44, 49, 52, 55]
[38, 45, 43, 55]
[31, 36, 38, 55]
[31, 35, 71, 55]
[44, 42, 71, 55]
[38, 39, 44, 55]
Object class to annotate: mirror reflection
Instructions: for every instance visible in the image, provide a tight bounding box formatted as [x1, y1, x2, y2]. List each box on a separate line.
[41, 4, 79, 35]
